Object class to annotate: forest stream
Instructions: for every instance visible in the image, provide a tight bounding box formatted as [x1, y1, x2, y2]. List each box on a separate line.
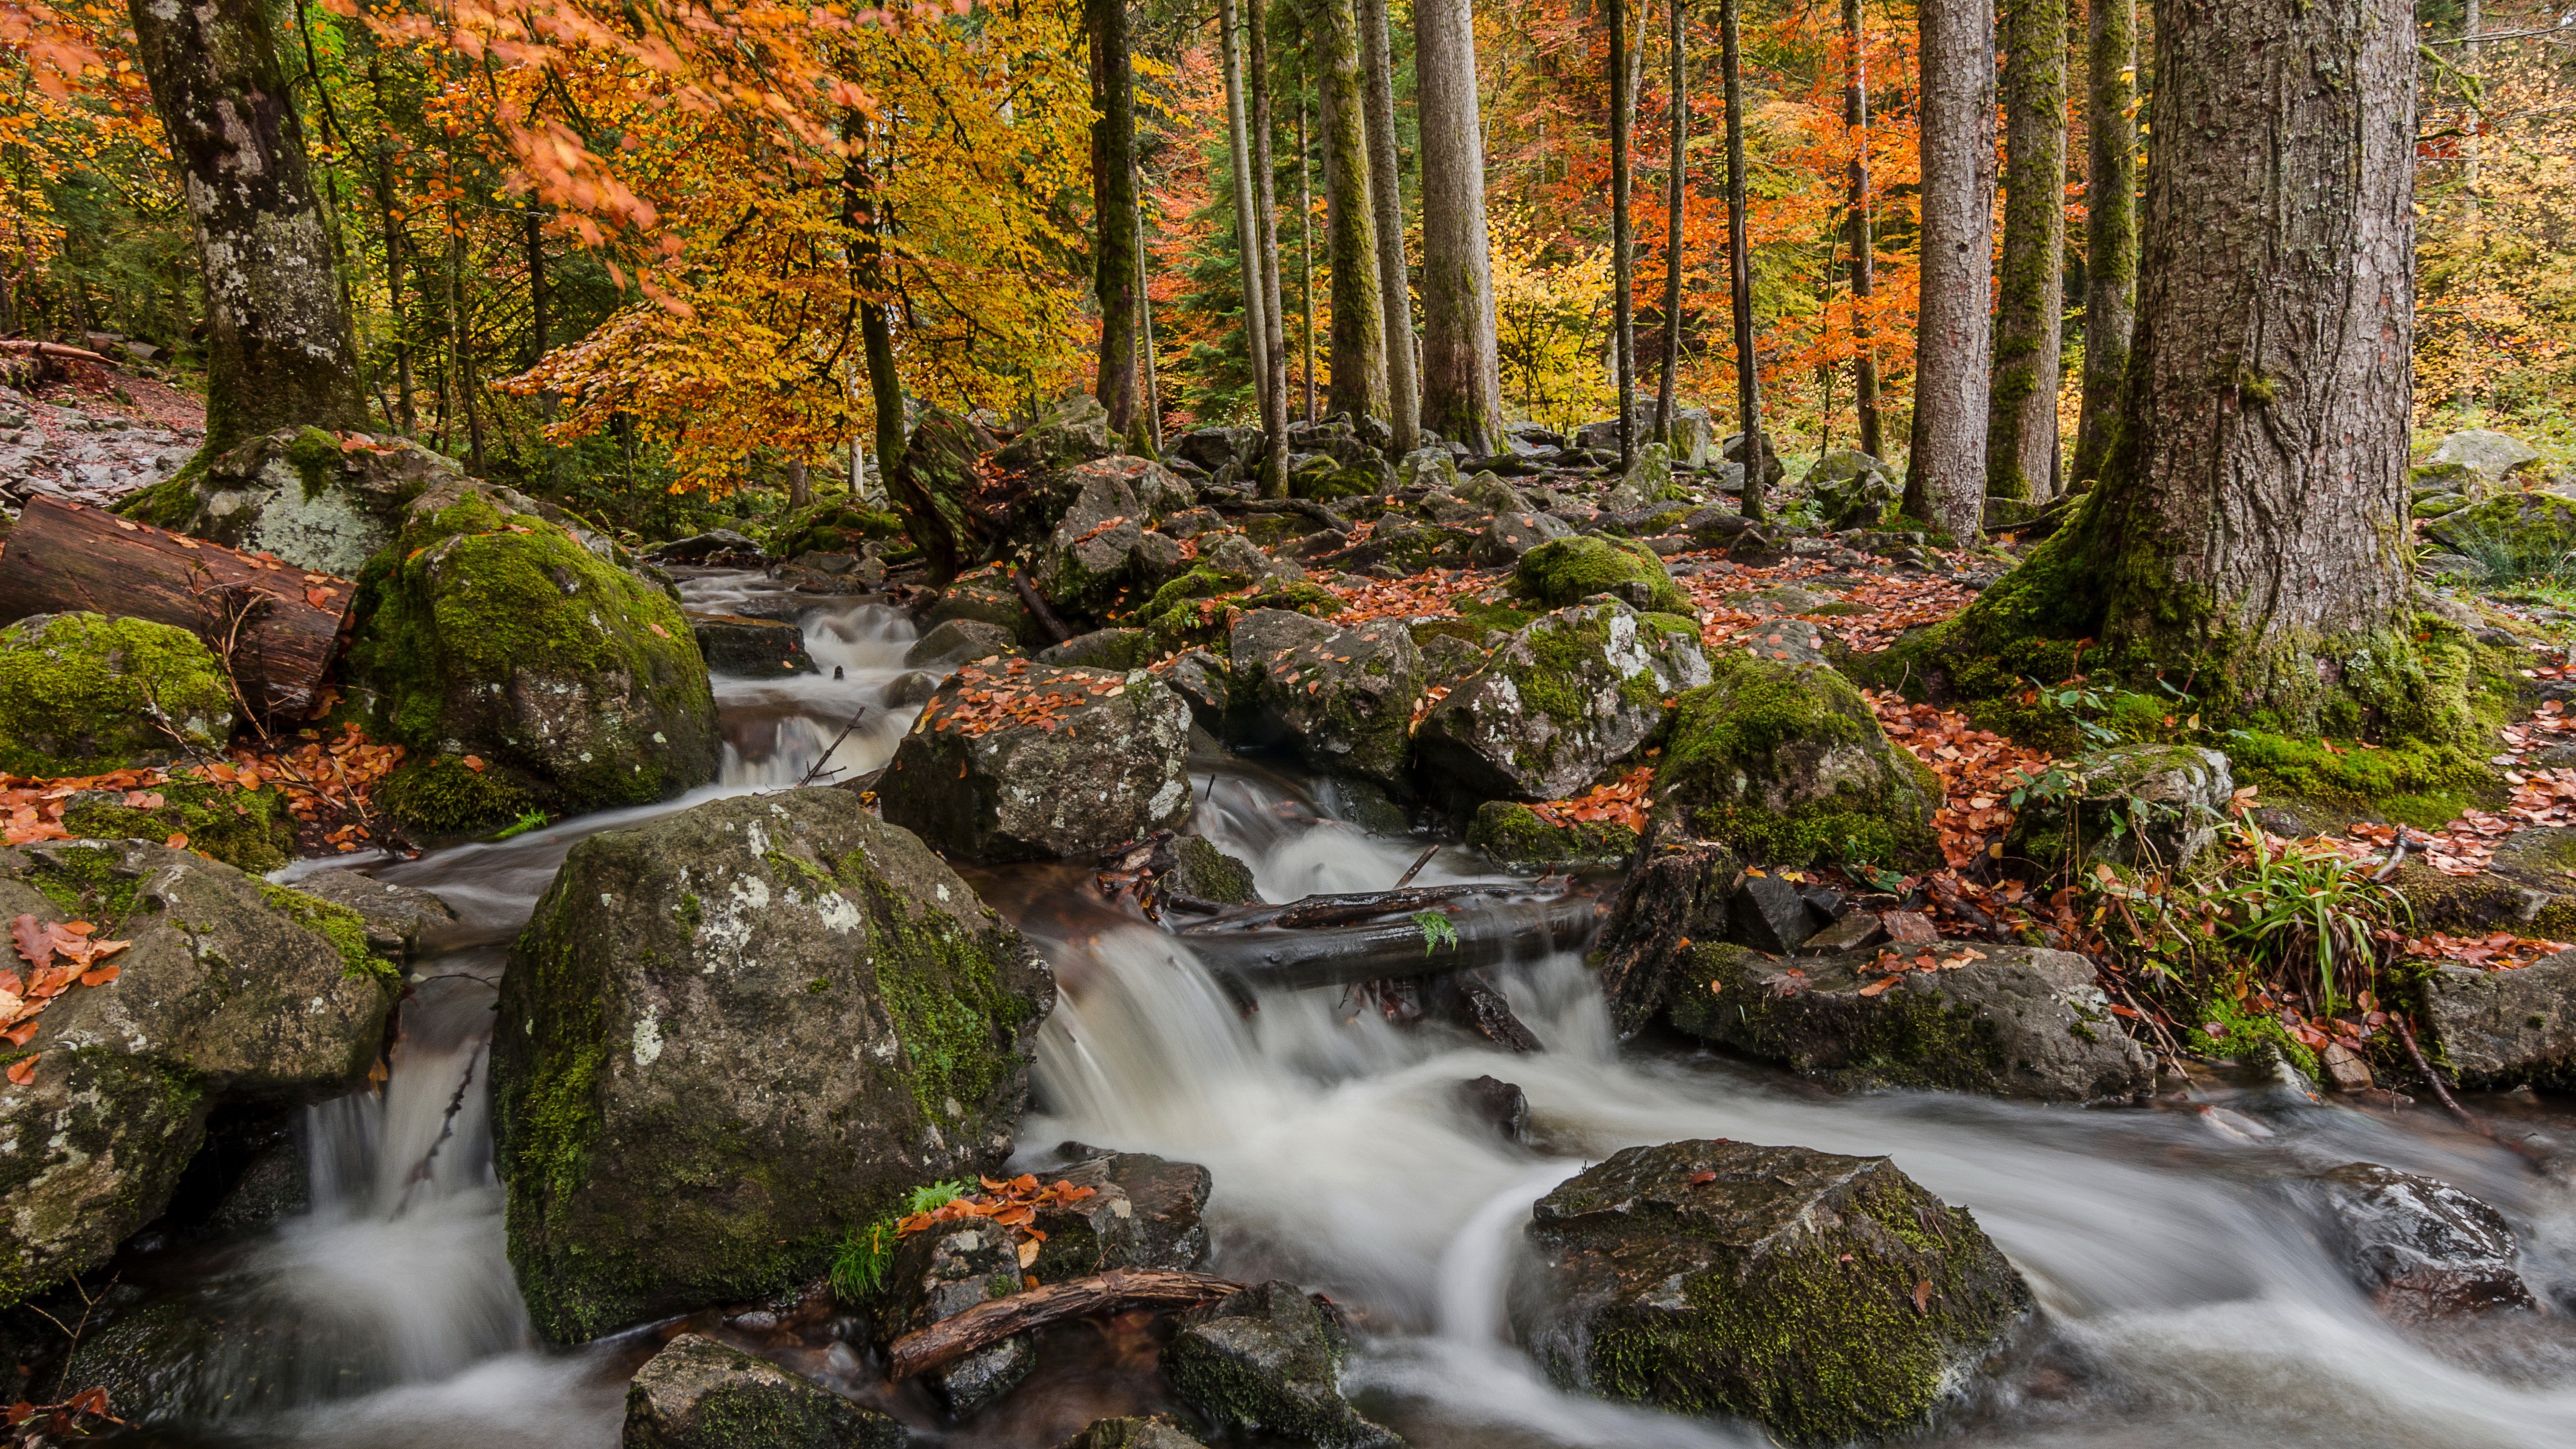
[72, 578, 2576, 1449]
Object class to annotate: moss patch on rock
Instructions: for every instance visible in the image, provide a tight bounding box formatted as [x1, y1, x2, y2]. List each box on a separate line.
[0, 613, 234, 776]
[1654, 657, 1937, 869]
[1468, 800, 1640, 871]
[375, 754, 535, 835]
[1511, 535, 1694, 618]
[258, 884, 401, 983]
[58, 778, 293, 875]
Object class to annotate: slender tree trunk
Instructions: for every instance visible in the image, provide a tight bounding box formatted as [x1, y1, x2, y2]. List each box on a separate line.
[1985, 0, 2067, 506]
[786, 456, 812, 510]
[1136, 160, 1163, 451]
[1087, 0, 1140, 436]
[1842, 0, 1882, 460]
[1318, 0, 1389, 424]
[2463, 0, 2481, 192]
[447, 207, 484, 474]
[842, 117, 908, 484]
[127, 0, 368, 459]
[1900, 0, 1995, 540]
[1721, 0, 1764, 521]
[1219, 0, 1272, 424]
[1609, 0, 1635, 468]
[1248, 0, 1293, 492]
[523, 205, 549, 370]
[1299, 93, 1318, 424]
[1358, 0, 1419, 451]
[1655, 0, 1686, 445]
[2068, 0, 2134, 487]
[1414, 0, 1503, 453]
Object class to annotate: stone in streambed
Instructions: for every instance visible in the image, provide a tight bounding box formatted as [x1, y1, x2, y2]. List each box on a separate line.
[623, 1333, 907, 1448]
[1167, 1281, 1401, 1449]
[1055, 1417, 1208, 1449]
[1464, 800, 1638, 871]
[2412, 946, 2576, 1090]
[876, 1217, 1037, 1415]
[690, 613, 817, 678]
[1510, 1139, 2029, 1446]
[1226, 610, 1424, 790]
[904, 617, 1018, 670]
[492, 790, 1054, 1342]
[2302, 1163, 2537, 1320]
[1591, 841, 1743, 1038]
[1414, 599, 1707, 802]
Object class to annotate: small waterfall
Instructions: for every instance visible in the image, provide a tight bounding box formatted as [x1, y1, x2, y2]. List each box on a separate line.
[710, 598, 923, 788]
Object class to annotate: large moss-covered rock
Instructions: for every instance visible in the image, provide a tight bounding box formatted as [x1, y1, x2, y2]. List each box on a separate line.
[1510, 1139, 2029, 1446]
[1416, 600, 1707, 802]
[2413, 948, 2576, 1090]
[1602, 442, 1676, 512]
[0, 613, 233, 776]
[2001, 744, 2233, 881]
[54, 775, 294, 874]
[1510, 535, 1693, 618]
[1651, 657, 1937, 869]
[878, 661, 1192, 863]
[1806, 449, 1900, 531]
[492, 790, 1054, 1342]
[1466, 800, 1639, 872]
[996, 394, 1117, 472]
[2426, 490, 2576, 572]
[1226, 610, 1424, 789]
[1030, 460, 1189, 623]
[345, 479, 718, 818]
[0, 840, 401, 1307]
[1167, 1281, 1399, 1449]
[768, 499, 908, 561]
[623, 1333, 907, 1449]
[1589, 841, 1743, 1038]
[116, 426, 460, 576]
[1667, 942, 2152, 1103]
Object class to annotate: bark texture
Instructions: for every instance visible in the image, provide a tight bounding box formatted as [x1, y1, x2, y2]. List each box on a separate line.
[1609, 0, 1637, 467]
[1842, 0, 1882, 459]
[1986, 0, 2068, 504]
[1655, 0, 1686, 442]
[1247, 0, 1293, 492]
[1220, 0, 1273, 426]
[128, 0, 369, 459]
[2068, 0, 2136, 488]
[1902, 0, 1996, 539]
[1722, 0, 1766, 521]
[1414, 0, 1504, 452]
[1318, 0, 1389, 423]
[1358, 0, 1419, 451]
[1088, 0, 1141, 435]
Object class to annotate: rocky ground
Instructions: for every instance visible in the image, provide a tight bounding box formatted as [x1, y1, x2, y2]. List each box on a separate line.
[0, 366, 206, 513]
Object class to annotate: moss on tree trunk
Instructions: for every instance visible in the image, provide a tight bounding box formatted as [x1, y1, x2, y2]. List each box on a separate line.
[1985, 0, 2067, 504]
[1318, 0, 1389, 423]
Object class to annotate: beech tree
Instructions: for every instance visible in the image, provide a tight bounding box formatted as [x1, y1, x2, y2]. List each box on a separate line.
[1218, 0, 1272, 427]
[1413, 0, 1503, 453]
[1247, 0, 1293, 491]
[1901, 0, 1996, 540]
[1720, 0, 1764, 520]
[1607, 0, 1635, 468]
[1087, 0, 1141, 437]
[1358, 0, 1419, 451]
[1840, 0, 1882, 459]
[1986, 0, 2067, 506]
[1317, 0, 1389, 422]
[2069, 0, 2137, 488]
[1652, 0, 1686, 445]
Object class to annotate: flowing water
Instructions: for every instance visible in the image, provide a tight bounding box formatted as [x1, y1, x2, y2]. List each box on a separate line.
[87, 573, 2576, 1448]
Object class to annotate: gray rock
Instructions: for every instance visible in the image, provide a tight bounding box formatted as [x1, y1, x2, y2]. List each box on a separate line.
[2003, 744, 2232, 881]
[1510, 1139, 2029, 1445]
[1602, 441, 1675, 512]
[1167, 1281, 1399, 1449]
[1454, 1075, 1531, 1142]
[1592, 842, 1744, 1038]
[492, 790, 1055, 1342]
[1656, 405, 1715, 470]
[1719, 430, 1786, 486]
[280, 867, 457, 961]
[1669, 941, 2153, 1103]
[1200, 529, 1309, 584]
[904, 618, 1018, 669]
[1163, 649, 1234, 731]
[1030, 461, 1189, 623]
[119, 426, 461, 577]
[1725, 616, 1830, 666]
[2414, 948, 2576, 1090]
[878, 1218, 1038, 1414]
[691, 614, 818, 678]
[1416, 600, 1708, 802]
[920, 576, 1030, 641]
[1227, 610, 1425, 790]
[996, 394, 1116, 472]
[1730, 872, 1818, 953]
[1452, 472, 1531, 515]
[879, 661, 1193, 862]
[1028, 1146, 1213, 1275]
[1037, 629, 1155, 672]
[623, 1333, 906, 1448]
[1805, 449, 1900, 531]
[1054, 1416, 1208, 1449]
[1175, 425, 1265, 480]
[2302, 1163, 2537, 1321]
[1395, 446, 1462, 492]
[2420, 429, 2540, 488]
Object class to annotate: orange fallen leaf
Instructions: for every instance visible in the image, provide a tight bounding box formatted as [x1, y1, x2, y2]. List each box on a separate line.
[164, 833, 187, 850]
[7, 1055, 36, 1085]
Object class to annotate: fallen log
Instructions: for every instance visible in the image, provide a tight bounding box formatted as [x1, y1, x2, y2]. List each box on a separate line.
[0, 496, 356, 720]
[886, 1268, 1244, 1380]
[1184, 892, 1600, 1002]
[0, 339, 116, 366]
[1177, 883, 1496, 934]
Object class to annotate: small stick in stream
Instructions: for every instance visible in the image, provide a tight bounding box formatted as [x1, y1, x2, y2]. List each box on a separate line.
[1393, 844, 1438, 889]
[886, 1269, 1246, 1379]
[794, 706, 870, 788]
[2392, 1014, 2551, 1171]
[394, 1040, 489, 1215]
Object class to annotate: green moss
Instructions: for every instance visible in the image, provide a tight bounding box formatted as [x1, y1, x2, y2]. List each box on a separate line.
[1127, 568, 1336, 654]
[259, 883, 401, 983]
[22, 843, 142, 927]
[1468, 800, 1638, 870]
[765, 498, 909, 559]
[284, 425, 345, 501]
[2222, 731, 2498, 829]
[57, 777, 293, 875]
[1513, 535, 1694, 618]
[2200, 991, 2321, 1081]
[376, 755, 532, 835]
[1670, 945, 2015, 1091]
[1170, 835, 1258, 904]
[0, 613, 234, 776]
[840, 861, 1035, 1127]
[115, 473, 200, 530]
[1657, 657, 1938, 869]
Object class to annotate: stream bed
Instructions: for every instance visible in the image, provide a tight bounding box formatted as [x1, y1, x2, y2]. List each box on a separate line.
[85, 576, 2576, 1448]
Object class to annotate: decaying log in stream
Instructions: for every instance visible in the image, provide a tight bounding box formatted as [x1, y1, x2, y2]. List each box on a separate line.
[886, 1269, 1245, 1380]
[0, 496, 356, 719]
[1183, 890, 1600, 1003]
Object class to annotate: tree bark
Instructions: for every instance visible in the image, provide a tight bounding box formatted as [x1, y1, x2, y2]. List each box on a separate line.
[1900, 0, 1996, 540]
[888, 1270, 1245, 1381]
[785, 457, 811, 511]
[1318, 0, 1389, 424]
[1219, 0, 1273, 426]
[1087, 0, 1141, 437]
[842, 117, 908, 484]
[2068, 0, 2135, 488]
[1985, 0, 2067, 506]
[1609, 0, 1635, 469]
[1413, 0, 1503, 453]
[1246, 0, 1293, 492]
[1299, 94, 1318, 424]
[1135, 160, 1163, 452]
[1722, 0, 1765, 522]
[1841, 0, 1882, 460]
[127, 0, 370, 460]
[1654, 0, 1686, 445]
[1358, 0, 1419, 451]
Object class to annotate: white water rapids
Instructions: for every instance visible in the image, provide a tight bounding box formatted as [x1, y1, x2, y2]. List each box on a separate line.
[91, 577, 2576, 1448]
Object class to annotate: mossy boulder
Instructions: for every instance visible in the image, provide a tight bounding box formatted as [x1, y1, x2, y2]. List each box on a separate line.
[1466, 800, 1638, 872]
[491, 790, 1055, 1342]
[2000, 744, 2233, 883]
[1226, 610, 1425, 790]
[1511, 535, 1694, 619]
[1651, 657, 1938, 869]
[116, 425, 458, 576]
[1668, 941, 2153, 1103]
[1472, 508, 1572, 566]
[876, 1216, 1038, 1413]
[0, 840, 402, 1308]
[1806, 449, 1900, 531]
[623, 1333, 907, 1449]
[0, 613, 233, 776]
[1058, 1417, 1208, 1449]
[766, 499, 908, 561]
[1591, 841, 1743, 1038]
[54, 775, 292, 875]
[1510, 1139, 2030, 1446]
[374, 753, 534, 836]
[1416, 600, 1708, 802]
[1167, 1281, 1400, 1449]
[996, 394, 1117, 473]
[1038, 627, 1155, 672]
[922, 569, 1036, 646]
[343, 479, 718, 818]
[1030, 460, 1190, 624]
[2426, 490, 2576, 572]
[1166, 835, 1258, 905]
[1126, 541, 1336, 655]
[1602, 441, 1676, 512]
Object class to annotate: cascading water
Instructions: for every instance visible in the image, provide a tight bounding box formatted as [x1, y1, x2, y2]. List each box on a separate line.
[85, 572, 2576, 1448]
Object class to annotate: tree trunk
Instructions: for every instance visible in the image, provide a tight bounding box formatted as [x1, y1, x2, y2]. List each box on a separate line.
[1318, 0, 1389, 425]
[1722, 0, 1765, 523]
[1842, 0, 1882, 460]
[1608, 0, 1635, 469]
[523, 205, 549, 370]
[1087, 0, 1140, 437]
[1413, 0, 1503, 453]
[1299, 94, 1318, 425]
[842, 118, 908, 485]
[1901, 0, 1995, 540]
[1219, 0, 1273, 426]
[2068, 0, 2134, 488]
[127, 0, 369, 460]
[1358, 0, 1418, 452]
[1247, 0, 1293, 492]
[447, 212, 485, 475]
[1985, 0, 2067, 506]
[1654, 0, 1686, 445]
[1135, 160, 1163, 453]
[785, 457, 811, 511]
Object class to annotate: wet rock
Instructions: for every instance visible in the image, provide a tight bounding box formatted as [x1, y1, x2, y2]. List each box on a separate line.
[1162, 650, 1234, 730]
[2002, 745, 2231, 881]
[1805, 449, 1900, 531]
[1038, 629, 1155, 672]
[1511, 1139, 2029, 1446]
[879, 1217, 1038, 1414]
[997, 394, 1117, 472]
[492, 790, 1055, 1342]
[2317, 1040, 2375, 1093]
[1799, 910, 1888, 955]
[1730, 873, 1819, 953]
[1415, 600, 1707, 802]
[1464, 800, 1638, 871]
[1226, 610, 1424, 790]
[1472, 508, 1572, 566]
[1454, 1075, 1531, 1142]
[1669, 941, 2152, 1103]
[1055, 1415, 1208, 1449]
[0, 612, 234, 776]
[623, 1332, 908, 1448]
[644, 529, 766, 567]
[2304, 1163, 2538, 1320]
[878, 661, 1193, 863]
[1592, 842, 1742, 1038]
[691, 613, 818, 678]
[343, 480, 718, 818]
[2413, 947, 2576, 1089]
[281, 867, 457, 961]
[1026, 1146, 1213, 1275]
[115, 425, 459, 577]
[922, 571, 1036, 643]
[1167, 1281, 1399, 1449]
[1510, 535, 1695, 619]
[1424, 975, 1543, 1053]
[1650, 656, 1939, 869]
[904, 617, 1019, 669]
[1167, 835, 1258, 905]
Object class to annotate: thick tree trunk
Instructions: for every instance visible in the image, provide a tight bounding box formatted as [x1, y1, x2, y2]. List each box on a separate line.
[1722, 0, 1766, 523]
[1655, 0, 1686, 444]
[1318, 0, 1389, 425]
[1609, 0, 1635, 468]
[1986, 0, 2067, 506]
[1413, 0, 1503, 453]
[1087, 0, 1141, 437]
[1842, 0, 1882, 460]
[1358, 0, 1419, 452]
[1901, 0, 1996, 540]
[785, 457, 811, 511]
[1219, 0, 1272, 425]
[2068, 0, 2135, 488]
[1247, 0, 1293, 492]
[128, 0, 369, 460]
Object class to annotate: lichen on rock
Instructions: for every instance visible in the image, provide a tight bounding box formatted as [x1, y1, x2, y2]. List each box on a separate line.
[117, 425, 459, 577]
[1416, 599, 1707, 802]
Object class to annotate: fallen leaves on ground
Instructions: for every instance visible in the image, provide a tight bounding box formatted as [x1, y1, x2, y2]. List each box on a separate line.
[2406, 930, 2569, 970]
[1, 913, 131, 1079]
[915, 659, 1124, 739]
[1527, 765, 1654, 833]
[897, 1174, 1100, 1269]
[1, 767, 174, 847]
